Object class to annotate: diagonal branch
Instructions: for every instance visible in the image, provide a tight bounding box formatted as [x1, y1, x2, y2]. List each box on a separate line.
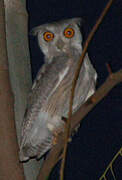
[37, 69, 122, 180]
[60, 0, 115, 179]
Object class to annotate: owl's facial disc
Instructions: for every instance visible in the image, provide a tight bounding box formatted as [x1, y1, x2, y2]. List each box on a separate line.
[55, 28, 75, 52]
[37, 20, 82, 61]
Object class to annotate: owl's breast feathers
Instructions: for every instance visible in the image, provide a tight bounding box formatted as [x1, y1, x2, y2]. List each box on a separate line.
[19, 53, 97, 161]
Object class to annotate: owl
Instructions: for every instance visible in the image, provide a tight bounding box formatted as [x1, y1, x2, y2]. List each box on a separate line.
[19, 17, 97, 161]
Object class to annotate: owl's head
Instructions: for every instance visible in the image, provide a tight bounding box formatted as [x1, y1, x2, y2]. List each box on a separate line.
[31, 18, 83, 63]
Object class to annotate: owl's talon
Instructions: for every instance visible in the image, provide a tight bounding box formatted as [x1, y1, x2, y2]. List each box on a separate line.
[52, 136, 57, 145]
[52, 128, 63, 145]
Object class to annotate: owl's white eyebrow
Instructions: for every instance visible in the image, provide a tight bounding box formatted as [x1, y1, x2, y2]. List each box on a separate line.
[45, 25, 56, 32]
[64, 24, 74, 29]
[38, 28, 53, 35]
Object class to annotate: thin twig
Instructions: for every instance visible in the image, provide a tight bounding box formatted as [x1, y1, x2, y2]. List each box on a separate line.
[110, 165, 116, 180]
[37, 69, 122, 180]
[99, 147, 122, 180]
[60, 0, 115, 179]
[103, 175, 107, 180]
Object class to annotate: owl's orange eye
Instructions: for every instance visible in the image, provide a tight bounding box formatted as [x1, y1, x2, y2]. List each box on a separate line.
[64, 28, 75, 38]
[43, 32, 54, 42]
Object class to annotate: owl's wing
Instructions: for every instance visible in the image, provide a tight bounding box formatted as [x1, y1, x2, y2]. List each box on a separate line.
[62, 53, 97, 117]
[72, 53, 97, 112]
[20, 56, 71, 161]
[31, 63, 47, 90]
[20, 56, 70, 152]
[26, 55, 69, 110]
[21, 63, 48, 135]
[83, 53, 97, 100]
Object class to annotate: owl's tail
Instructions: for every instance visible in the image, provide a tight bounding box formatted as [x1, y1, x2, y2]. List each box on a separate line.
[19, 134, 53, 162]
[19, 111, 64, 161]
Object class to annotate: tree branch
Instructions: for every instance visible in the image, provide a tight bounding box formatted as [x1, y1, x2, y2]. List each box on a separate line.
[37, 69, 122, 180]
[60, 0, 115, 179]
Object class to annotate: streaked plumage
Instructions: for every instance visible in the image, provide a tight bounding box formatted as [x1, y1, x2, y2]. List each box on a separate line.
[19, 17, 97, 161]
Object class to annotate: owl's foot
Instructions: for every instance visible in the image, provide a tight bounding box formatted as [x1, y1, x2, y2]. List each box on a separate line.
[52, 135, 58, 145]
[52, 127, 63, 145]
[52, 127, 75, 145]
[52, 131, 72, 145]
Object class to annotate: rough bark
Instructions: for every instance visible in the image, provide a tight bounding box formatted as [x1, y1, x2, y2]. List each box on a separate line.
[0, 1, 25, 179]
[4, 0, 42, 179]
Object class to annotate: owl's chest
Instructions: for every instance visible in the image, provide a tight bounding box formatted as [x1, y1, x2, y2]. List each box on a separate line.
[31, 52, 90, 117]
[42, 61, 84, 116]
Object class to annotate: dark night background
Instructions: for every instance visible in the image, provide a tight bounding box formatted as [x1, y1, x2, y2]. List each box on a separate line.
[27, 0, 122, 179]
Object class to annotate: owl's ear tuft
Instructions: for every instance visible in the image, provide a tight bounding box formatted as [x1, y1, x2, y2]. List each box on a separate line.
[30, 26, 42, 36]
[74, 17, 83, 27]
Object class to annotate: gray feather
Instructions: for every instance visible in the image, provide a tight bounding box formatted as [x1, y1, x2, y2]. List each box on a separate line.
[19, 17, 97, 161]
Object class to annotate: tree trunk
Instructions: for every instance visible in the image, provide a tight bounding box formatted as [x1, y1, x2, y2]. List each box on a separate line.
[0, 0, 25, 179]
[4, 0, 42, 179]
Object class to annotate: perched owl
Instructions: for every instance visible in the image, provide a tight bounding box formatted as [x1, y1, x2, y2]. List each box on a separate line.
[19, 17, 97, 161]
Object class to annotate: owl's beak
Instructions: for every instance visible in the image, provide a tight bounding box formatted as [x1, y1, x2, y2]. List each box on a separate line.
[56, 39, 64, 50]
